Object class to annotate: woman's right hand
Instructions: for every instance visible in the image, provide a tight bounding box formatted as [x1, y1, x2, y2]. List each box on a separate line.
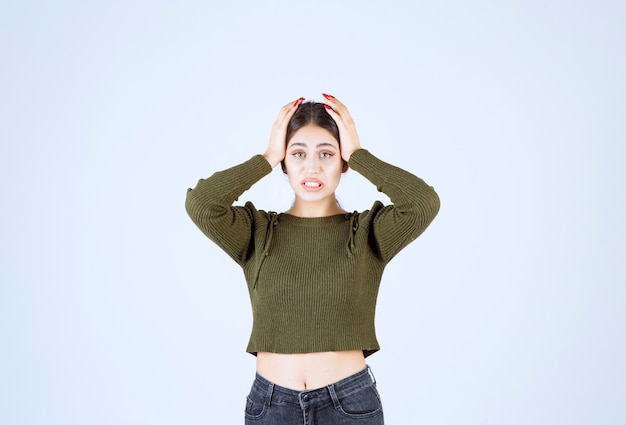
[263, 97, 304, 168]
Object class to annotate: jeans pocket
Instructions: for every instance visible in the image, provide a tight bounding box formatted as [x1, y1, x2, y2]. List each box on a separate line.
[336, 384, 383, 419]
[244, 391, 268, 420]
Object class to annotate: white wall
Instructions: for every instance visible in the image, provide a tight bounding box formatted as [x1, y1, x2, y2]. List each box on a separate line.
[1, 1, 624, 424]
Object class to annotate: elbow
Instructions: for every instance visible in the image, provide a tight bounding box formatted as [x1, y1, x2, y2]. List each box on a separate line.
[429, 187, 441, 221]
[185, 186, 230, 230]
[185, 186, 215, 226]
[185, 187, 200, 221]
[410, 186, 440, 238]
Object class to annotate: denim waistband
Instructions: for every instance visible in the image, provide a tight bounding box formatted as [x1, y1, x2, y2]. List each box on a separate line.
[252, 365, 376, 407]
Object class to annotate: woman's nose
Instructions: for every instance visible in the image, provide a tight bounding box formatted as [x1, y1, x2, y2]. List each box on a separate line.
[305, 156, 320, 173]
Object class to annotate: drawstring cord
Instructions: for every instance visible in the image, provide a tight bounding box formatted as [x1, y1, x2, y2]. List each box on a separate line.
[252, 212, 279, 289]
[347, 212, 359, 258]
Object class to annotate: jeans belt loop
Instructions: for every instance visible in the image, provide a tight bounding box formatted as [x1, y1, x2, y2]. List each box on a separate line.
[327, 383, 341, 409]
[267, 382, 275, 407]
[367, 365, 376, 384]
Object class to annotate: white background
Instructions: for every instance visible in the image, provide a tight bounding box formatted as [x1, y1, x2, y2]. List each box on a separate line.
[1, 1, 624, 424]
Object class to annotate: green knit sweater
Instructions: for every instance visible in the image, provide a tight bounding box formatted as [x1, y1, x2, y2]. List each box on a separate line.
[186, 149, 439, 357]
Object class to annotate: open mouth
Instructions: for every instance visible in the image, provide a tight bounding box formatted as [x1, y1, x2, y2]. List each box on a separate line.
[302, 180, 323, 191]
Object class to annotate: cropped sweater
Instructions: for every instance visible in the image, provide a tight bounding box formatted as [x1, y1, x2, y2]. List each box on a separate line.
[185, 149, 440, 357]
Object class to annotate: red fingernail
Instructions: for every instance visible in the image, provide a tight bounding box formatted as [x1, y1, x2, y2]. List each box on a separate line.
[322, 93, 334, 99]
[293, 97, 305, 106]
[324, 104, 331, 109]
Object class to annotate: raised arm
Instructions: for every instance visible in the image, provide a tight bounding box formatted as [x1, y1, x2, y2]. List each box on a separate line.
[185, 155, 272, 264]
[185, 97, 305, 263]
[324, 94, 440, 261]
[349, 149, 440, 262]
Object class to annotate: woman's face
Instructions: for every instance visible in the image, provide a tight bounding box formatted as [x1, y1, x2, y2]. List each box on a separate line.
[283, 125, 345, 206]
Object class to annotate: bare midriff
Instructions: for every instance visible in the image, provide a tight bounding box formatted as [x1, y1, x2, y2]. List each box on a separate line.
[256, 350, 367, 391]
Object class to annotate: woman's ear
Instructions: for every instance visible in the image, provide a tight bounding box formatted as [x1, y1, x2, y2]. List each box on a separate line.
[341, 161, 349, 173]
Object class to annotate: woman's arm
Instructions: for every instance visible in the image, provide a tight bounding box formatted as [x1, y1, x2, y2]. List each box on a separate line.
[185, 97, 304, 264]
[324, 94, 440, 261]
[349, 149, 440, 262]
[185, 155, 272, 264]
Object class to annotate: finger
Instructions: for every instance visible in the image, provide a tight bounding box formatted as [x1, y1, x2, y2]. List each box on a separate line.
[323, 103, 352, 130]
[322, 93, 352, 120]
[283, 97, 305, 117]
[275, 97, 305, 126]
[322, 93, 346, 110]
[323, 103, 340, 122]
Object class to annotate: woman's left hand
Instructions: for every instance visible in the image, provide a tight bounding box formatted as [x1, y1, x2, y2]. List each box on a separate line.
[322, 94, 362, 162]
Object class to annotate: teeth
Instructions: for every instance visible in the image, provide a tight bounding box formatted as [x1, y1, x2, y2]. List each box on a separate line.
[304, 181, 321, 187]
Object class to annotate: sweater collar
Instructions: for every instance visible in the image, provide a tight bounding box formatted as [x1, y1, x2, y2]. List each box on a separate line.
[277, 212, 350, 227]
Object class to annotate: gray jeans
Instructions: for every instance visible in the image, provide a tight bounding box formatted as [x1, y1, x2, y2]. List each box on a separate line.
[245, 365, 384, 424]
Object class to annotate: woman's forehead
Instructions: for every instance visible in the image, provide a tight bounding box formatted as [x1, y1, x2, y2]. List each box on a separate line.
[288, 125, 339, 148]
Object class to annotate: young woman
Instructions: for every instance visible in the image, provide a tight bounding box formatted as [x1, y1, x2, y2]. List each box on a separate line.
[186, 94, 440, 424]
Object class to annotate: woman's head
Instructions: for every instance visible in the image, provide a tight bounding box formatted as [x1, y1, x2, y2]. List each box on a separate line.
[286, 102, 339, 144]
[282, 101, 348, 173]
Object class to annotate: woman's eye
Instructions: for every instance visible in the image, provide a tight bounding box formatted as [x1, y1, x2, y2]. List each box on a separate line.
[293, 152, 304, 158]
[320, 152, 333, 158]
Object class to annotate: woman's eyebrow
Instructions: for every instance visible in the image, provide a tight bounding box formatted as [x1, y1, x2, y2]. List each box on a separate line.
[288, 142, 337, 149]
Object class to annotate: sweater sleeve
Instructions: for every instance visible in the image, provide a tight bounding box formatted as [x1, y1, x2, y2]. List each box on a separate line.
[185, 154, 273, 265]
[348, 149, 440, 262]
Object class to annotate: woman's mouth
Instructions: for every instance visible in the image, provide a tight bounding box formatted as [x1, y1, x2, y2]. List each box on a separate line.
[302, 180, 323, 191]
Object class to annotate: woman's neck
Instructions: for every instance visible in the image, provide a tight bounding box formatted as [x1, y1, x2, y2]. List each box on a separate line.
[285, 197, 347, 218]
